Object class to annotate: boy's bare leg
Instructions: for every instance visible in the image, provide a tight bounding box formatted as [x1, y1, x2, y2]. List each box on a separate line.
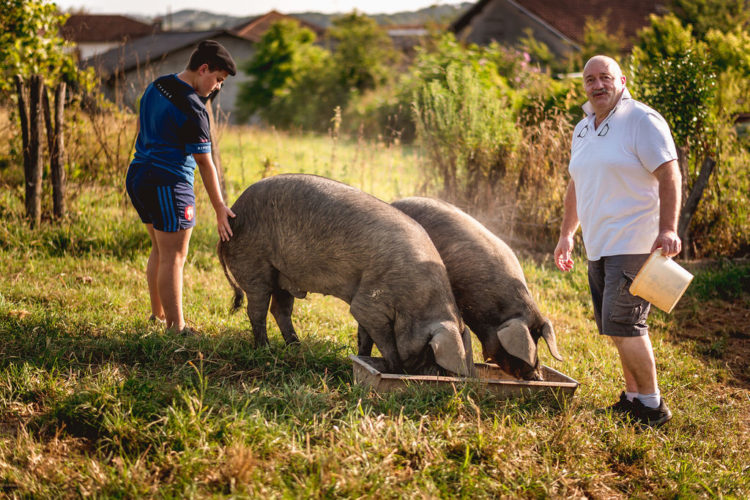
[154, 227, 193, 331]
[145, 224, 165, 321]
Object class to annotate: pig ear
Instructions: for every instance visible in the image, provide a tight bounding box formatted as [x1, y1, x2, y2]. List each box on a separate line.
[430, 326, 474, 377]
[496, 319, 536, 367]
[541, 319, 563, 361]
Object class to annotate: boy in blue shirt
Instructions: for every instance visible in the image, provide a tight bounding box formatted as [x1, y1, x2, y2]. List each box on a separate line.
[126, 40, 236, 333]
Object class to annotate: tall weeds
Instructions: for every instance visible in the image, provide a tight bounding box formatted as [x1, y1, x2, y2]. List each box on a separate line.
[508, 109, 574, 247]
[66, 101, 137, 184]
[414, 63, 519, 205]
[414, 64, 573, 249]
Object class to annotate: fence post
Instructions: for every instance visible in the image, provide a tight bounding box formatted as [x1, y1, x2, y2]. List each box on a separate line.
[20, 75, 45, 227]
[51, 82, 67, 218]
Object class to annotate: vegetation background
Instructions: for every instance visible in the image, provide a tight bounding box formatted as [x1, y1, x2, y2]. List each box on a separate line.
[0, 0, 749, 497]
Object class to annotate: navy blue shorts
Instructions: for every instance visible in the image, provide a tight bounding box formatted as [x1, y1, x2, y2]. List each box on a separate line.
[126, 163, 196, 232]
[588, 254, 652, 337]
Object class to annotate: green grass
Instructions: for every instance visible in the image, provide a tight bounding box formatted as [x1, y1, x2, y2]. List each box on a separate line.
[0, 128, 748, 498]
[217, 125, 424, 204]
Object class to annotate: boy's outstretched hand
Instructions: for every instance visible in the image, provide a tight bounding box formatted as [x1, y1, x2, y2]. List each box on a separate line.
[216, 204, 235, 241]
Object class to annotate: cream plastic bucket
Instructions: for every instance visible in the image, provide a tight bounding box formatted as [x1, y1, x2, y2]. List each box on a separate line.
[629, 249, 694, 313]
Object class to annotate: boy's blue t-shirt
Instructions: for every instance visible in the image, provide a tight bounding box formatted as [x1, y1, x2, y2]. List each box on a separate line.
[131, 74, 212, 185]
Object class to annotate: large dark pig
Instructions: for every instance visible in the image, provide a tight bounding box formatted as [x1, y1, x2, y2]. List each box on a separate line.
[386, 197, 562, 380]
[217, 174, 474, 377]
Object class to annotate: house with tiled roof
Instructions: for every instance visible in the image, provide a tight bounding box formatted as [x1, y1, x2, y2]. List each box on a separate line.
[230, 10, 325, 41]
[61, 14, 162, 60]
[81, 11, 323, 121]
[82, 29, 254, 120]
[451, 0, 669, 59]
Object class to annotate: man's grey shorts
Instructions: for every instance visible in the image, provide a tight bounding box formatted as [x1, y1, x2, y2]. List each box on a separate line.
[588, 254, 651, 337]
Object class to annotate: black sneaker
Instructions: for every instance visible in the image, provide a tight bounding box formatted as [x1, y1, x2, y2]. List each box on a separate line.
[607, 391, 635, 414]
[632, 397, 673, 427]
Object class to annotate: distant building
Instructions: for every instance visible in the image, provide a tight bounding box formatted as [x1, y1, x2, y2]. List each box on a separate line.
[230, 10, 325, 41]
[81, 11, 323, 121]
[451, 0, 669, 59]
[386, 24, 429, 54]
[61, 14, 162, 60]
[82, 30, 253, 120]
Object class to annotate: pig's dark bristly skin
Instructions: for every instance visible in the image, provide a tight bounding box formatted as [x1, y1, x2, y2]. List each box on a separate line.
[389, 197, 562, 380]
[217, 174, 473, 377]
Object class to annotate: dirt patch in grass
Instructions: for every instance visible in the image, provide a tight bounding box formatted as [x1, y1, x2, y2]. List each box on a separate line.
[670, 258, 750, 389]
[673, 297, 750, 389]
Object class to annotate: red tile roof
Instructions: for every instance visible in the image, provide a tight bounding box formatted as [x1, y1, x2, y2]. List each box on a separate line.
[516, 0, 669, 45]
[61, 14, 160, 43]
[231, 10, 324, 42]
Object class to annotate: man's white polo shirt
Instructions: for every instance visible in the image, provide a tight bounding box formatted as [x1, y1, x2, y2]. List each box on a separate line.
[569, 88, 678, 261]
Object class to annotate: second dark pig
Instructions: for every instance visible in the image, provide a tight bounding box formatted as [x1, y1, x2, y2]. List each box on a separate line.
[386, 197, 562, 380]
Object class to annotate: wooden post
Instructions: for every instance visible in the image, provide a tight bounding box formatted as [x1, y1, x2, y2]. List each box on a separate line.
[51, 83, 67, 218]
[42, 82, 54, 209]
[15, 76, 30, 186]
[43, 82, 67, 219]
[678, 155, 716, 259]
[22, 75, 45, 227]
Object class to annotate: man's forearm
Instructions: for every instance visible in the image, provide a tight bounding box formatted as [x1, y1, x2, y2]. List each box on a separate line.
[654, 160, 681, 233]
[560, 180, 580, 238]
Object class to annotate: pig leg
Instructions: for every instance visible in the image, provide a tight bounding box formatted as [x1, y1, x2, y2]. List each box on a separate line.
[350, 298, 402, 373]
[270, 289, 300, 344]
[357, 324, 374, 356]
[231, 260, 277, 347]
[245, 288, 272, 347]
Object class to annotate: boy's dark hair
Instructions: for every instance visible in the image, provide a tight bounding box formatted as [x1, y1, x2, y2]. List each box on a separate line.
[187, 40, 237, 76]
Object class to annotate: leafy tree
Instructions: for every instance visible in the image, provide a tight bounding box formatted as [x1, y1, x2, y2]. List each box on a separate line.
[628, 14, 729, 256]
[237, 14, 403, 132]
[0, 0, 80, 95]
[705, 27, 750, 77]
[327, 12, 401, 93]
[629, 14, 716, 149]
[1, 0, 87, 225]
[570, 17, 625, 71]
[235, 20, 333, 126]
[668, 0, 750, 39]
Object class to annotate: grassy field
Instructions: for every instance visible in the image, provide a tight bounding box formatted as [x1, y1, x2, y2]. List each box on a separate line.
[0, 128, 748, 498]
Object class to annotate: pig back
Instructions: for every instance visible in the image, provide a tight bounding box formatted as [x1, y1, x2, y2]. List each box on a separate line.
[392, 197, 536, 325]
[227, 175, 451, 306]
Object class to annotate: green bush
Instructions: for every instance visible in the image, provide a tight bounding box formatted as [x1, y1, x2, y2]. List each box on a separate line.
[235, 20, 341, 130]
[236, 14, 402, 133]
[629, 14, 717, 150]
[628, 12, 750, 257]
[414, 62, 520, 203]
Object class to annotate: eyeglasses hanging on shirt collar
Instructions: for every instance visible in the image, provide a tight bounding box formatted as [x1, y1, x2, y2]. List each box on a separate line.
[577, 123, 610, 138]
[577, 106, 617, 138]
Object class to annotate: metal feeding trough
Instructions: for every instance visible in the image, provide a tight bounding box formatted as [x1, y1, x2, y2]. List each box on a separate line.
[350, 355, 579, 400]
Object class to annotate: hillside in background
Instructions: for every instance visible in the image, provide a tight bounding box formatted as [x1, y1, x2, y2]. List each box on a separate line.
[146, 3, 472, 31]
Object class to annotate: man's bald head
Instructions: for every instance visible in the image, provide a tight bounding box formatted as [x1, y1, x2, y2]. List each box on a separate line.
[583, 55, 623, 80]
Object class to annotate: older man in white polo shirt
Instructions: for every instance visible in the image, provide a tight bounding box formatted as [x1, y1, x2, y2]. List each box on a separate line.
[554, 55, 682, 426]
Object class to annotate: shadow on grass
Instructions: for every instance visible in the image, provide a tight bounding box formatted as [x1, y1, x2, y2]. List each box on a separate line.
[668, 259, 750, 389]
[0, 313, 571, 443]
